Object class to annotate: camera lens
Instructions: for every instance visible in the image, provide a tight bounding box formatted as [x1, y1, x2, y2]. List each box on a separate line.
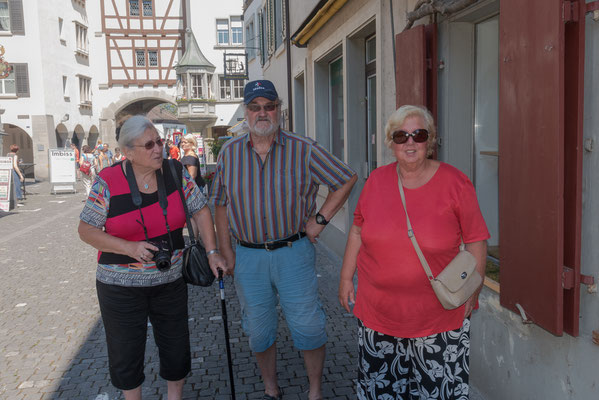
[150, 240, 172, 271]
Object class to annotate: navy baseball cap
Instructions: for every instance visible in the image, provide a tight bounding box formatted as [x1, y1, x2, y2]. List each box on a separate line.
[244, 80, 279, 104]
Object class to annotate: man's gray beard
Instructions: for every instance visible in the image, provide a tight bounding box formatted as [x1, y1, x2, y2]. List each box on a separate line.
[251, 117, 280, 137]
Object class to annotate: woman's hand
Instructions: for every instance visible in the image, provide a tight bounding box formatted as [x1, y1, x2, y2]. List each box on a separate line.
[207, 252, 227, 277]
[127, 241, 159, 264]
[338, 278, 356, 313]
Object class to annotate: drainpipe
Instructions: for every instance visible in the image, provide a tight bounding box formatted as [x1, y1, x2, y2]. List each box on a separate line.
[285, 0, 293, 131]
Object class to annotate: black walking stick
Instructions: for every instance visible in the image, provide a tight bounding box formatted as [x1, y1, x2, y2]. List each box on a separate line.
[218, 269, 236, 399]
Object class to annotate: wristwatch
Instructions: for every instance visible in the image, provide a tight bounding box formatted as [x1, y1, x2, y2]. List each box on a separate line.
[315, 212, 329, 226]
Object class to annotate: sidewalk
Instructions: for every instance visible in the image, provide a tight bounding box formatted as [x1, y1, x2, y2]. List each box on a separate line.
[0, 179, 485, 399]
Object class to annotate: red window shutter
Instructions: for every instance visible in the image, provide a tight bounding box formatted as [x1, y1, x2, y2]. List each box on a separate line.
[498, 0, 565, 335]
[395, 25, 426, 108]
[13, 63, 30, 98]
[9, 0, 25, 35]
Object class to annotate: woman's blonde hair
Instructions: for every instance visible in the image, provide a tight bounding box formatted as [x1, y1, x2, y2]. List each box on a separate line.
[183, 134, 197, 152]
[384, 105, 437, 157]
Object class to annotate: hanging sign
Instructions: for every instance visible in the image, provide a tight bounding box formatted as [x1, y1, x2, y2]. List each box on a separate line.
[0, 157, 13, 212]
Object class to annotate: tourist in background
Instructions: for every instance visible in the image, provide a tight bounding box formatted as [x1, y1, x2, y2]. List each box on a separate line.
[180, 134, 206, 191]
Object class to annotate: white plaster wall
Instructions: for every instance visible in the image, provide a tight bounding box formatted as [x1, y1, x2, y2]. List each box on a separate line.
[244, 0, 264, 81]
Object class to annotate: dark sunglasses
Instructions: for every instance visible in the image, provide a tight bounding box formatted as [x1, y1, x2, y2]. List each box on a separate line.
[246, 103, 278, 112]
[391, 129, 429, 144]
[133, 137, 164, 150]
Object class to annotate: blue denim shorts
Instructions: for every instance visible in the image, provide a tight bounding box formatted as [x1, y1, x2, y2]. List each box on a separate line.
[234, 237, 327, 352]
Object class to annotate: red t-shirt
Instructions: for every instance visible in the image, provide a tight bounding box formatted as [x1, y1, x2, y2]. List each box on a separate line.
[352, 162, 490, 338]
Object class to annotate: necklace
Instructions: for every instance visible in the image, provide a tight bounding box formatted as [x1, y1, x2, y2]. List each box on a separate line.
[143, 183, 149, 189]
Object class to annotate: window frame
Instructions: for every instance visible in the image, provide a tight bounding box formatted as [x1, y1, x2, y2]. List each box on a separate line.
[0, 0, 9, 32]
[129, 0, 140, 16]
[135, 49, 146, 67]
[0, 65, 15, 96]
[78, 75, 91, 106]
[216, 18, 230, 45]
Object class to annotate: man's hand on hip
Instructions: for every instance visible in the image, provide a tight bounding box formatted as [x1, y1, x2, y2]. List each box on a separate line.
[305, 216, 326, 243]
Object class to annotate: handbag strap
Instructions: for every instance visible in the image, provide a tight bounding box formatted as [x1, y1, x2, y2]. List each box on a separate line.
[396, 163, 435, 281]
[167, 159, 197, 245]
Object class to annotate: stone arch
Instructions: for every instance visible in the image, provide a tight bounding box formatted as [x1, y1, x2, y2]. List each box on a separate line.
[2, 124, 33, 168]
[55, 123, 69, 148]
[72, 125, 85, 148]
[88, 125, 99, 148]
[99, 89, 176, 146]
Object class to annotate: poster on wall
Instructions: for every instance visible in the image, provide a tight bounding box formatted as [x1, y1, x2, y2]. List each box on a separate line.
[0, 157, 13, 212]
[48, 149, 76, 193]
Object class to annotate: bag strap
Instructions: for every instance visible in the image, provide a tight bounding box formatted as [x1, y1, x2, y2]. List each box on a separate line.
[167, 159, 197, 245]
[396, 163, 435, 281]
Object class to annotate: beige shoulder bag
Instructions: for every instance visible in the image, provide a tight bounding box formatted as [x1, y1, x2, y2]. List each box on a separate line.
[396, 164, 482, 310]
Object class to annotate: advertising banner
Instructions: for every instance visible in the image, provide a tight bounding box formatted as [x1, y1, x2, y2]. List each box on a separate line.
[48, 149, 76, 193]
[0, 156, 12, 212]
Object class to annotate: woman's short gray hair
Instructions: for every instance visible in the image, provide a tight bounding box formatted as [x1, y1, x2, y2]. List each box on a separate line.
[384, 105, 437, 157]
[118, 115, 157, 149]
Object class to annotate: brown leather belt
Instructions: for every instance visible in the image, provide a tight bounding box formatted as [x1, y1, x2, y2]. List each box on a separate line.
[238, 232, 306, 251]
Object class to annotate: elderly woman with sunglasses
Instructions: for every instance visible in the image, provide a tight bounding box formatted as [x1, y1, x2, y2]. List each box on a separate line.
[339, 105, 489, 400]
[78, 115, 227, 400]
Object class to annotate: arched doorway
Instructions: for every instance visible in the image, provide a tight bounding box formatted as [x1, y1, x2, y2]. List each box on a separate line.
[72, 125, 85, 149]
[55, 123, 69, 148]
[2, 124, 34, 177]
[88, 125, 99, 148]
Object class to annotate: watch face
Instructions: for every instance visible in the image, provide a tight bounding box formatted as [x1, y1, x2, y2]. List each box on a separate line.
[316, 213, 327, 225]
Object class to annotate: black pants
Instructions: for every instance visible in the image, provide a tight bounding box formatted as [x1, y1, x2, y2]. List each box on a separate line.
[357, 319, 471, 400]
[96, 278, 191, 390]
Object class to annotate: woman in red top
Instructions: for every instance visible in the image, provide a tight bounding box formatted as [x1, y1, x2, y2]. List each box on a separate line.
[339, 105, 489, 400]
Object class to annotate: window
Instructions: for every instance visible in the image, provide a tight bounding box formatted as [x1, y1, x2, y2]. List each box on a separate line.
[246, 19, 255, 60]
[217, 19, 229, 45]
[2, 63, 29, 97]
[219, 76, 231, 99]
[79, 76, 91, 105]
[62, 75, 69, 99]
[232, 79, 244, 99]
[366, 36, 376, 64]
[329, 56, 344, 160]
[0, 0, 24, 34]
[136, 50, 145, 66]
[58, 18, 65, 43]
[231, 16, 243, 45]
[148, 50, 158, 66]
[0, 0, 10, 31]
[191, 73, 204, 99]
[219, 76, 245, 100]
[0, 66, 15, 95]
[129, 0, 139, 16]
[75, 23, 88, 54]
[274, 0, 283, 50]
[142, 0, 152, 16]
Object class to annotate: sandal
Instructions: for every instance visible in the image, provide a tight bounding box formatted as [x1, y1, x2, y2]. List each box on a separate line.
[262, 388, 283, 400]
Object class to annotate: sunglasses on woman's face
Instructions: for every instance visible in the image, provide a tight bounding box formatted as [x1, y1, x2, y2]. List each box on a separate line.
[391, 129, 429, 145]
[133, 137, 164, 150]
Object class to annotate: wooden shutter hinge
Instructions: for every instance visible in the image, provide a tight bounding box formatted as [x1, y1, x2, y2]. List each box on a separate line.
[586, 1, 599, 21]
[562, 266, 596, 292]
[563, 1, 579, 23]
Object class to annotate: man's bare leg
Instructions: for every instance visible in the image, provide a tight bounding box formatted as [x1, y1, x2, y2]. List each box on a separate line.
[304, 345, 325, 400]
[256, 342, 281, 397]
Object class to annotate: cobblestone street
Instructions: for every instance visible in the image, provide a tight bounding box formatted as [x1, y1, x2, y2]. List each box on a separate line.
[0, 181, 358, 400]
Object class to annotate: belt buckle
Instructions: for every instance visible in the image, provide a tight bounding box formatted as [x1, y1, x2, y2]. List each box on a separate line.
[264, 240, 275, 251]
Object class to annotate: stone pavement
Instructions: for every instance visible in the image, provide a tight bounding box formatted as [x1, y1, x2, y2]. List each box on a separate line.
[0, 179, 486, 400]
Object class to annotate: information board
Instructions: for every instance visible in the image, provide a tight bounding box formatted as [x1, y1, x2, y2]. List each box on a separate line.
[48, 149, 76, 193]
[0, 157, 12, 212]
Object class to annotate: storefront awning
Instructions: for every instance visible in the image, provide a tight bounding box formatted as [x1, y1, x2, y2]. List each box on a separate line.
[291, 0, 348, 47]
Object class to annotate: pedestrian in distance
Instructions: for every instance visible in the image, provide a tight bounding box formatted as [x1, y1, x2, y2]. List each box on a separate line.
[338, 105, 489, 400]
[180, 134, 206, 191]
[113, 147, 125, 163]
[78, 115, 228, 400]
[79, 145, 96, 196]
[6, 144, 24, 201]
[95, 143, 113, 173]
[71, 143, 81, 180]
[211, 79, 358, 400]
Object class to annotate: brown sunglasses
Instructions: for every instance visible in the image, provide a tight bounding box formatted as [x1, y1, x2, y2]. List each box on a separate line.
[391, 129, 429, 144]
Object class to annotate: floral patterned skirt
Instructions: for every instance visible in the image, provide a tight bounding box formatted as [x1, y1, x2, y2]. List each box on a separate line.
[357, 318, 471, 400]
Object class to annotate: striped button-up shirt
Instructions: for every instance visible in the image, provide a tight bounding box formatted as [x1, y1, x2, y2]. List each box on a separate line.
[210, 129, 355, 243]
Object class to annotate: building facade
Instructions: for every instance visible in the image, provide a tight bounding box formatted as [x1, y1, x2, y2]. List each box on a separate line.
[0, 0, 244, 180]
[245, 0, 599, 399]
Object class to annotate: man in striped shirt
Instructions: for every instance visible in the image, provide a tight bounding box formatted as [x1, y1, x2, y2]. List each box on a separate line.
[211, 80, 357, 400]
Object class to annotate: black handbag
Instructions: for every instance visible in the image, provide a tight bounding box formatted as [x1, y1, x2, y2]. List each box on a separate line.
[167, 160, 215, 287]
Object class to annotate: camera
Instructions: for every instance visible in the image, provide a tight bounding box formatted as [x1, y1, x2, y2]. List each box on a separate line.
[149, 240, 172, 271]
